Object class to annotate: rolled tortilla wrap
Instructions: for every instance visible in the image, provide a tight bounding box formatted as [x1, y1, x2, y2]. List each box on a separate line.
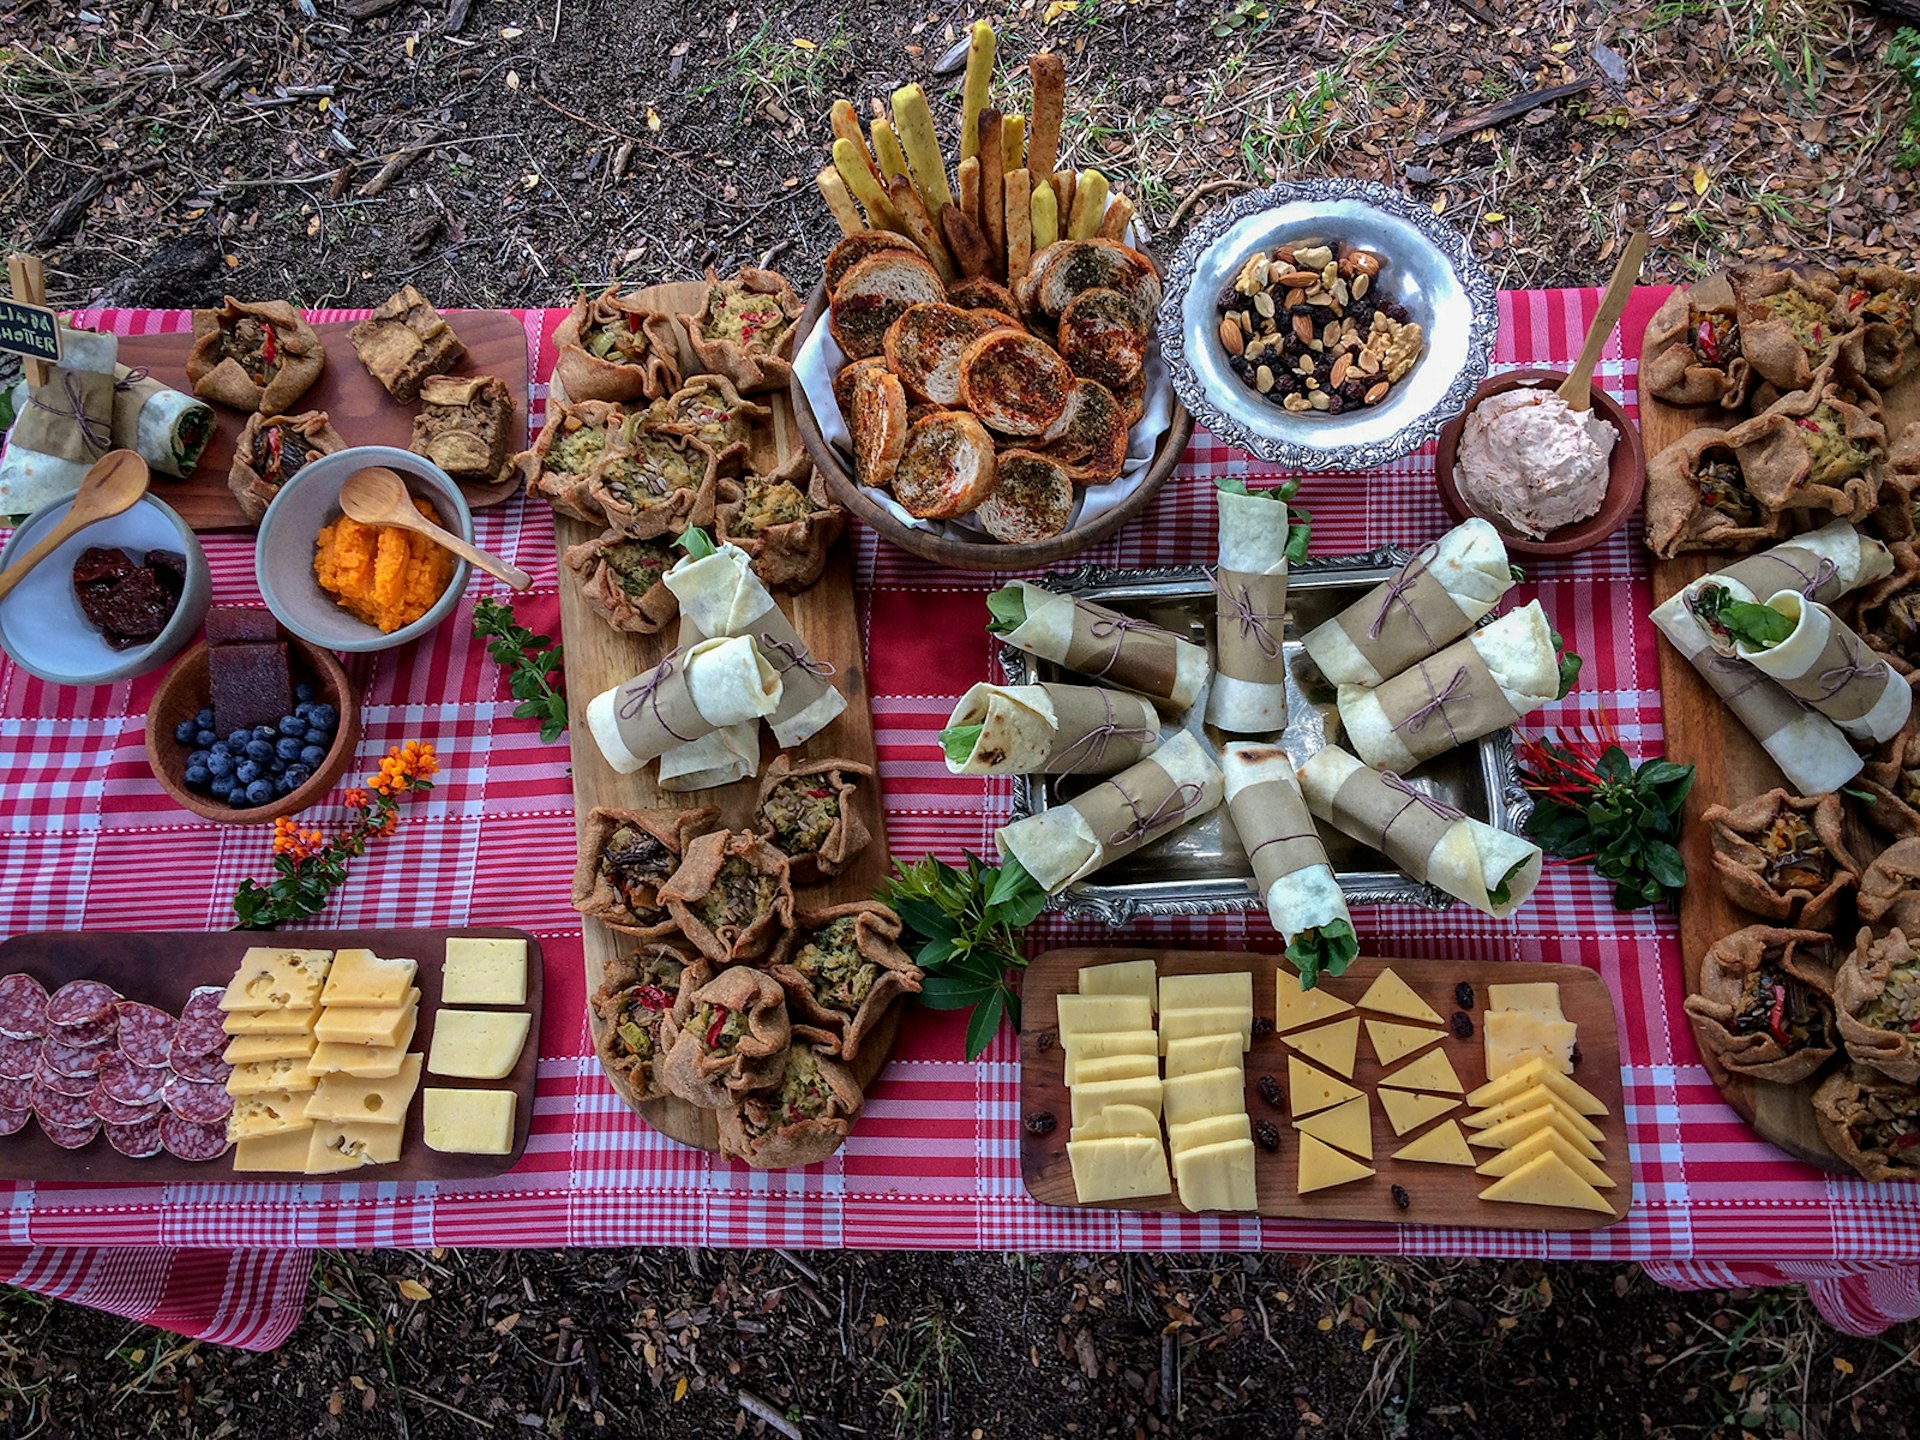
[1339, 600, 1560, 773]
[941, 681, 1160, 776]
[995, 729, 1224, 893]
[1222, 742, 1356, 984]
[1205, 482, 1292, 733]
[1650, 594, 1863, 795]
[657, 615, 762, 791]
[0, 327, 118, 517]
[1704, 519, 1893, 607]
[1301, 518, 1514, 687]
[988, 579, 1209, 713]
[1298, 745, 1542, 919]
[587, 635, 782, 776]
[665, 540, 846, 748]
[111, 365, 215, 479]
[1734, 591, 1914, 744]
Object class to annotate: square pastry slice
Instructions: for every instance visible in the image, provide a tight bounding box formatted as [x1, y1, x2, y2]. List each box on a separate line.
[347, 284, 466, 402]
[410, 374, 514, 485]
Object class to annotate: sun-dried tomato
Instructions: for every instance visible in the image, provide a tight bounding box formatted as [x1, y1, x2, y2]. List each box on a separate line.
[1766, 983, 1790, 1049]
[705, 1005, 730, 1048]
[635, 984, 671, 1012]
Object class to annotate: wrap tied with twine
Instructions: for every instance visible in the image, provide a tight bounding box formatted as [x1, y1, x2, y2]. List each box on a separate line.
[0, 325, 120, 516]
[941, 682, 1160, 777]
[586, 635, 783, 776]
[1734, 591, 1913, 745]
[1205, 481, 1295, 733]
[992, 580, 1208, 712]
[1221, 741, 1352, 948]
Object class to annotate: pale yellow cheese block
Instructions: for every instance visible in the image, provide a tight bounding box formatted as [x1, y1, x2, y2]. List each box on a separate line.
[1064, 1051, 1161, 1087]
[1365, 1018, 1443, 1068]
[1474, 1126, 1615, 1188]
[1161, 1067, 1246, 1128]
[312, 992, 421, 1048]
[1172, 1138, 1258, 1211]
[442, 936, 529, 1005]
[1483, 1011, 1577, 1079]
[226, 1056, 319, 1097]
[218, 948, 333, 1012]
[1287, 1017, 1359, 1078]
[302, 1053, 424, 1127]
[1354, 968, 1442, 1024]
[227, 1089, 312, 1140]
[1068, 1135, 1172, 1202]
[308, 1027, 416, 1080]
[1060, 1029, 1158, 1060]
[1378, 1088, 1461, 1136]
[305, 1120, 405, 1173]
[1297, 1133, 1375, 1194]
[1068, 1103, 1161, 1141]
[230, 1124, 316, 1173]
[1466, 1055, 1608, 1115]
[1163, 1033, 1246, 1078]
[426, 1010, 531, 1080]
[1069, 1074, 1163, 1128]
[1287, 1057, 1364, 1117]
[1391, 1119, 1475, 1166]
[1167, 1113, 1251, 1156]
[1377, 1046, 1464, 1095]
[1275, 972, 1354, 1033]
[1466, 1103, 1605, 1162]
[1077, 959, 1158, 1002]
[222, 1032, 317, 1065]
[422, 1087, 516, 1155]
[1486, 982, 1564, 1020]
[222, 1003, 323, 1037]
[1157, 1008, 1252, 1051]
[318, 948, 418, 1008]
[1292, 1095, 1371, 1160]
[1477, 1148, 1614, 1213]
[1158, 970, 1253, 1014]
[1056, 993, 1153, 1036]
[1463, 1084, 1606, 1144]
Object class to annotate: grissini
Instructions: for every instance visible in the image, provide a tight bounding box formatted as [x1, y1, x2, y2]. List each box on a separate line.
[657, 614, 762, 792]
[814, 168, 864, 237]
[940, 681, 1160, 776]
[1206, 479, 1306, 735]
[958, 20, 996, 164]
[1222, 742, 1356, 988]
[987, 579, 1210, 713]
[587, 636, 782, 776]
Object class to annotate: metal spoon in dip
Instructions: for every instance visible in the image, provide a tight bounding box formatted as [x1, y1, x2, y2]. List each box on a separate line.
[1558, 231, 1649, 413]
[0, 449, 151, 603]
[336, 466, 531, 591]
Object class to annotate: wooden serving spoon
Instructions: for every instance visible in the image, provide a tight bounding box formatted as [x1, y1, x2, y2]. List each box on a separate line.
[1558, 230, 1649, 413]
[0, 449, 151, 603]
[337, 466, 531, 591]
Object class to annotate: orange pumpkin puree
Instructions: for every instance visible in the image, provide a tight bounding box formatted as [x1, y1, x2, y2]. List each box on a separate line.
[313, 500, 454, 633]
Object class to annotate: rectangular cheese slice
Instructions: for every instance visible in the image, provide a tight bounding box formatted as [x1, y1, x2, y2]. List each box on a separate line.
[1167, 1113, 1251, 1156]
[441, 936, 530, 1005]
[1482, 1011, 1577, 1079]
[222, 1003, 323, 1037]
[1287, 1017, 1359, 1078]
[1068, 1075, 1163, 1128]
[222, 1032, 317, 1065]
[302, 1053, 423, 1127]
[1068, 1103, 1161, 1141]
[226, 1056, 319, 1096]
[219, 947, 333, 1012]
[1486, 982, 1564, 1020]
[1377, 1046, 1464, 1095]
[1157, 971, 1253, 1014]
[318, 948, 418, 1008]
[305, 1120, 405, 1173]
[1378, 1088, 1460, 1136]
[1355, 968, 1442, 1024]
[1467, 1058, 1608, 1116]
[1391, 1119, 1474, 1166]
[1464, 1085, 1605, 1143]
[1275, 973, 1354, 1033]
[426, 1010, 531, 1080]
[1060, 1029, 1158, 1060]
[1157, 1008, 1252, 1051]
[1055, 993, 1153, 1036]
[1065, 1051, 1160, 1087]
[312, 991, 421, 1048]
[1077, 959, 1158, 1003]
[1293, 1095, 1371, 1160]
[308, 1026, 416, 1079]
[1297, 1133, 1374, 1194]
[1160, 1067, 1247, 1128]
[1474, 1125, 1615, 1188]
[1163, 1033, 1247, 1078]
[422, 1087, 516, 1155]
[1287, 1056, 1364, 1117]
[228, 1089, 312, 1140]
[1068, 1136, 1172, 1203]
[1477, 1149, 1613, 1214]
[1365, 1018, 1443, 1068]
[1466, 1104, 1605, 1162]
[1172, 1138, 1258, 1212]
[231, 1124, 316, 1173]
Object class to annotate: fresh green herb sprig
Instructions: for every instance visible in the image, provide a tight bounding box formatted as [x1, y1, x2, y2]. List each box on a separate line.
[1692, 584, 1795, 649]
[1217, 477, 1313, 562]
[1549, 629, 1584, 699]
[985, 585, 1026, 634]
[1287, 918, 1358, 991]
[473, 597, 568, 743]
[1518, 726, 1693, 910]
[878, 851, 1047, 1059]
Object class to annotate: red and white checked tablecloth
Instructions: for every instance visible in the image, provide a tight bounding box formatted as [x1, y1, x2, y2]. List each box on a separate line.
[0, 290, 1914, 1350]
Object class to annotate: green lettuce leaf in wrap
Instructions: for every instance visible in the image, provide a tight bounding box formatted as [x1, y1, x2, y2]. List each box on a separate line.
[1285, 917, 1358, 991]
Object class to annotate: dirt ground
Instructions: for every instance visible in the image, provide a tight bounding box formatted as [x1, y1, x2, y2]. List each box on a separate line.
[4, 0, 1920, 1434]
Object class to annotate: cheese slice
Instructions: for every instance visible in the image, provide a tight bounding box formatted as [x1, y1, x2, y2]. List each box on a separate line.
[312, 992, 421, 1048]
[1158, 971, 1253, 1014]
[1366, 1018, 1443, 1067]
[219, 947, 333, 1012]
[1060, 1029, 1158, 1060]
[1378, 1088, 1460, 1136]
[1158, 1008, 1252, 1051]
[227, 1089, 311, 1140]
[1355, 968, 1442, 1024]
[422, 1087, 516, 1155]
[305, 1120, 405, 1173]
[1077, 959, 1158, 1002]
[426, 1010, 531, 1080]
[1056, 993, 1153, 1036]
[1287, 1018, 1359, 1078]
[1287, 1057, 1364, 1117]
[223, 1003, 323, 1037]
[1275, 973, 1354, 1033]
[231, 1124, 316, 1173]
[1163, 1033, 1247, 1078]
[1466, 1104, 1605, 1162]
[1068, 1103, 1161, 1141]
[1378, 1047, 1463, 1095]
[1466, 1056, 1608, 1115]
[1161, 1067, 1246, 1128]
[1293, 1095, 1371, 1160]
[1168, 1113, 1252, 1156]
[1297, 1134, 1375, 1194]
[1483, 1011, 1577, 1079]
[1477, 1149, 1614, 1214]
[1486, 982, 1564, 1020]
[1173, 1138, 1258, 1211]
[1069, 1075, 1163, 1128]
[1474, 1126, 1615, 1189]
[1391, 1119, 1474, 1166]
[302, 1053, 423, 1127]
[226, 1057, 319, 1096]
[1066, 1051, 1161, 1086]
[222, 1032, 317, 1065]
[442, 936, 530, 1005]
[1463, 1085, 1605, 1144]
[308, 1029, 416, 1080]
[318, 948, 418, 1008]
[1069, 1136, 1172, 1203]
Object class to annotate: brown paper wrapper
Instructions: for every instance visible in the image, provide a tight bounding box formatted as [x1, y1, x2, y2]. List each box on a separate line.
[1372, 644, 1520, 765]
[1328, 766, 1459, 876]
[1215, 567, 1287, 686]
[1716, 543, 1851, 607]
[611, 648, 713, 762]
[1071, 755, 1197, 867]
[1061, 598, 1180, 701]
[1232, 777, 1329, 896]
[1330, 551, 1474, 681]
[1772, 613, 1894, 724]
[12, 367, 114, 464]
[1042, 684, 1159, 775]
[753, 601, 835, 738]
[1696, 653, 1801, 743]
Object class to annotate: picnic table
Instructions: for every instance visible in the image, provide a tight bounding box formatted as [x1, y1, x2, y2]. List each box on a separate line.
[1, 288, 1915, 1348]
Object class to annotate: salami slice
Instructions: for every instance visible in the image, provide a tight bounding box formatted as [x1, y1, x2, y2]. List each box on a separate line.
[105, 1118, 165, 1158]
[0, 1035, 41, 1080]
[96, 1051, 170, 1107]
[89, 1087, 162, 1127]
[169, 1048, 232, 1085]
[48, 1012, 117, 1049]
[40, 1035, 109, 1078]
[158, 1113, 230, 1162]
[164, 1078, 234, 1126]
[173, 990, 228, 1060]
[0, 1107, 28, 1137]
[0, 1076, 32, 1113]
[38, 1067, 96, 1098]
[40, 1118, 100, 1149]
[0, 974, 50, 1039]
[45, 980, 118, 1029]
[115, 1003, 176, 1069]
[29, 1081, 95, 1129]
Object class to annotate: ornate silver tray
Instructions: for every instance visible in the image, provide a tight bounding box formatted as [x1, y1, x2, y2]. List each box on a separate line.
[1002, 552, 1531, 924]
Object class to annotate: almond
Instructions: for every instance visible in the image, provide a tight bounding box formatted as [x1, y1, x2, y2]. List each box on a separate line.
[1365, 380, 1390, 404]
[1219, 314, 1245, 356]
[1293, 313, 1314, 345]
[1330, 353, 1352, 388]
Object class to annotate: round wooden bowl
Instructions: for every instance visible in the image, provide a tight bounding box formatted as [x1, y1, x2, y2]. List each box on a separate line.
[144, 635, 362, 825]
[1433, 368, 1647, 560]
[791, 281, 1194, 573]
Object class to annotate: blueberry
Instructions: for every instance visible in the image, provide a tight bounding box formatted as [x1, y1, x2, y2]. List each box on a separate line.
[294, 682, 316, 704]
[243, 738, 272, 763]
[228, 788, 253, 809]
[252, 724, 275, 741]
[234, 760, 261, 785]
[206, 751, 234, 778]
[299, 744, 328, 767]
[227, 729, 251, 748]
[195, 728, 218, 748]
[308, 704, 338, 731]
[210, 775, 235, 799]
[183, 764, 210, 789]
[282, 764, 312, 790]
[195, 706, 215, 728]
[173, 718, 197, 745]
[244, 778, 275, 807]
[187, 748, 211, 769]
[272, 735, 301, 761]
[269, 756, 287, 774]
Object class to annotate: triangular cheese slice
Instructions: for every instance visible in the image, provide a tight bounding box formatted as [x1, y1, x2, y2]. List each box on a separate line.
[1355, 968, 1442, 1024]
[1474, 1126, 1614, 1188]
[1366, 1018, 1443, 1067]
[1287, 1017, 1359, 1078]
[1378, 1088, 1460, 1136]
[1292, 1095, 1371, 1160]
[1464, 1085, 1605, 1143]
[1275, 973, 1354, 1033]
[1288, 1056, 1364, 1118]
[1297, 1134, 1375, 1194]
[1391, 1119, 1474, 1166]
[1466, 1056, 1608, 1116]
[1377, 1047, 1463, 1095]
[1477, 1149, 1615, 1214]
[1466, 1104, 1605, 1162]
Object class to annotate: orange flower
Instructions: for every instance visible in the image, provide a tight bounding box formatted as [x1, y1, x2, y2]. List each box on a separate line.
[271, 817, 326, 862]
[343, 787, 367, 811]
[367, 740, 440, 796]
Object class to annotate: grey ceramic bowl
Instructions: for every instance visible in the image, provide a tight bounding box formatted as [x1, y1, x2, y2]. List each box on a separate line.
[0, 491, 210, 686]
[256, 445, 472, 653]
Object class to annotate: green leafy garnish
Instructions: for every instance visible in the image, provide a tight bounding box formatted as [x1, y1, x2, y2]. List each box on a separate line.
[877, 850, 1047, 1059]
[1217, 478, 1312, 560]
[1487, 858, 1529, 910]
[1549, 629, 1583, 699]
[985, 585, 1027, 634]
[0, 384, 14, 438]
[1286, 506, 1313, 565]
[939, 723, 984, 764]
[1216, 477, 1299, 503]
[1692, 584, 1795, 650]
[1519, 728, 1694, 911]
[1286, 918, 1358, 991]
[1509, 563, 1526, 582]
[674, 526, 718, 560]
[472, 597, 568, 743]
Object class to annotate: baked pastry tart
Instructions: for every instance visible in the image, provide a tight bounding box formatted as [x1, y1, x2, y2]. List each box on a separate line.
[410, 374, 516, 491]
[553, 285, 681, 403]
[186, 298, 325, 415]
[1860, 839, 1920, 935]
[564, 529, 680, 636]
[772, 903, 923, 1064]
[1813, 1064, 1920, 1182]
[571, 805, 720, 939]
[585, 414, 718, 540]
[1641, 277, 1754, 411]
[715, 452, 847, 590]
[1706, 788, 1861, 930]
[1730, 266, 1845, 393]
[1683, 924, 1839, 1084]
[1728, 372, 1885, 522]
[514, 399, 628, 522]
[753, 755, 874, 883]
[1860, 717, 1920, 840]
[229, 410, 344, 525]
[685, 267, 802, 394]
[659, 830, 796, 964]
[717, 1041, 864, 1168]
[592, 944, 703, 1101]
[1834, 926, 1920, 1084]
[1644, 427, 1784, 559]
[657, 965, 791, 1108]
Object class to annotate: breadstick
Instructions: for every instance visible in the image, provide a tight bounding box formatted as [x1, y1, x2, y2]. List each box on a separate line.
[1096, 193, 1135, 242]
[1005, 167, 1033, 282]
[1066, 169, 1109, 240]
[977, 109, 1006, 278]
[815, 167, 865, 236]
[1053, 168, 1076, 225]
[830, 100, 883, 191]
[1031, 181, 1060, 250]
[940, 203, 990, 279]
[1027, 53, 1065, 190]
[890, 84, 954, 219]
[958, 155, 982, 228]
[886, 173, 957, 282]
[870, 117, 910, 182]
[958, 20, 996, 164]
[833, 137, 901, 231]
[1002, 114, 1025, 173]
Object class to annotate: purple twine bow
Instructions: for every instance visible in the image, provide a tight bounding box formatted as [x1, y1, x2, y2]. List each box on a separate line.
[1051, 690, 1156, 774]
[1210, 567, 1282, 660]
[760, 631, 835, 678]
[617, 649, 694, 742]
[113, 365, 150, 390]
[1794, 555, 1840, 599]
[1392, 664, 1470, 742]
[1106, 778, 1204, 848]
[28, 371, 111, 457]
[1815, 631, 1886, 700]
[1083, 607, 1173, 678]
[1380, 770, 1464, 823]
[1368, 543, 1439, 645]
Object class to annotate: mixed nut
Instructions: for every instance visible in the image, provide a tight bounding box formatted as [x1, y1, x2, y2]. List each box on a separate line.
[1215, 240, 1427, 414]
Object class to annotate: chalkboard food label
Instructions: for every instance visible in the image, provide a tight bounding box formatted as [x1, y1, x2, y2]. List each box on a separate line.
[0, 301, 61, 364]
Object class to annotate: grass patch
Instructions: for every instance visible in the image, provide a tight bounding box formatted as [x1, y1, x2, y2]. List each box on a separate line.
[693, 16, 851, 123]
[876, 1305, 977, 1437]
[1888, 27, 1920, 166]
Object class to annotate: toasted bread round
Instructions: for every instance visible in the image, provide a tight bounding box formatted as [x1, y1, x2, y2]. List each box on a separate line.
[1057, 287, 1149, 389]
[1017, 238, 1163, 323]
[892, 411, 998, 519]
[828, 251, 945, 361]
[1038, 378, 1130, 483]
[824, 230, 924, 298]
[970, 307, 1028, 334]
[832, 355, 890, 419]
[850, 367, 908, 491]
[946, 276, 1023, 317]
[882, 303, 998, 405]
[1110, 369, 1147, 427]
[956, 329, 1075, 436]
[977, 450, 1076, 544]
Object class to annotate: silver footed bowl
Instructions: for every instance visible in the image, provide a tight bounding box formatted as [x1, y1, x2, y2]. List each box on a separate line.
[1157, 177, 1498, 470]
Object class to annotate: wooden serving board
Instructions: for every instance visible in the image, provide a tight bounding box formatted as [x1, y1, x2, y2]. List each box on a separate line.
[1641, 274, 1920, 1171]
[0, 926, 542, 1183]
[555, 279, 895, 1155]
[116, 309, 530, 531]
[1020, 948, 1630, 1229]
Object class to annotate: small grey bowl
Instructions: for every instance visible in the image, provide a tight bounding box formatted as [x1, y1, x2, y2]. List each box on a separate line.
[256, 444, 472, 654]
[0, 491, 210, 686]
[1157, 177, 1498, 470]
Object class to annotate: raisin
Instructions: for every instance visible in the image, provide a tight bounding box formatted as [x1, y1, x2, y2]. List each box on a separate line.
[1340, 379, 1368, 403]
[1251, 1015, 1275, 1039]
[1023, 1111, 1057, 1136]
[1450, 1011, 1474, 1039]
[1254, 1120, 1281, 1153]
[1216, 286, 1240, 312]
[1229, 354, 1250, 376]
[1391, 1184, 1411, 1211]
[1273, 371, 1299, 396]
[1326, 394, 1346, 414]
[1570, 1042, 1583, 1066]
[1454, 982, 1475, 1009]
[1283, 335, 1307, 358]
[1256, 1073, 1284, 1109]
[1289, 303, 1315, 318]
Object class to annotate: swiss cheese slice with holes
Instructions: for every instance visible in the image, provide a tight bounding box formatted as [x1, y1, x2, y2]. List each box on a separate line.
[1366, 1018, 1444, 1068]
[1466, 1104, 1604, 1161]
[231, 1124, 316, 1173]
[312, 992, 421, 1049]
[219, 948, 334, 1012]
[1377, 1046, 1463, 1095]
[227, 1090, 311, 1140]
[308, 1033, 415, 1080]
[1292, 1095, 1371, 1160]
[1275, 972, 1355, 1033]
[223, 1003, 323, 1037]
[301, 1054, 423, 1128]
[305, 1120, 405, 1173]
[1163, 1033, 1246, 1078]
[1354, 969, 1442, 1025]
[1467, 1057, 1608, 1116]
[1378, 1088, 1460, 1136]
[1463, 1085, 1605, 1144]
[226, 1057, 319, 1097]
[1477, 1149, 1613, 1213]
[1474, 1126, 1614, 1188]
[1486, 982, 1564, 1020]
[1482, 1011, 1577, 1079]
[1391, 1119, 1474, 1166]
[222, 1032, 317, 1066]
[1068, 1136, 1171, 1203]
[1297, 1134, 1375, 1194]
[1287, 1057, 1364, 1118]
[1286, 1017, 1359, 1078]
[319, 949, 418, 1009]
[1077, 959, 1158, 1003]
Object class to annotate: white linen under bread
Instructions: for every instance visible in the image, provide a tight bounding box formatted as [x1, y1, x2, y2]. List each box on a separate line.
[586, 636, 782, 775]
[1220, 743, 1349, 942]
[0, 328, 119, 517]
[1737, 591, 1914, 743]
[999, 579, 1207, 712]
[1205, 486, 1290, 733]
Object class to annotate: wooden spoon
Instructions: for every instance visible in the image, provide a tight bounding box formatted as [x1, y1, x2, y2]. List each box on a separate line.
[1558, 230, 1649, 412]
[0, 449, 151, 603]
[337, 466, 530, 591]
